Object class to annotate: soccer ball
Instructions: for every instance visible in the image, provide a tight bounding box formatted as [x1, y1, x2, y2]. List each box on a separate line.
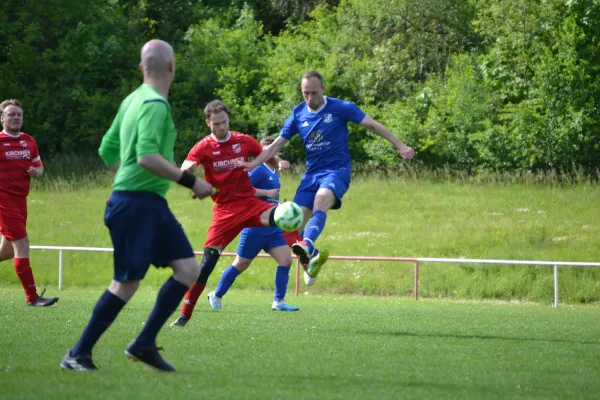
[274, 201, 304, 232]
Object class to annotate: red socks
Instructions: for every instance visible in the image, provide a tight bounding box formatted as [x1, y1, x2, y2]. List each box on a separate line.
[180, 283, 206, 320]
[14, 258, 38, 303]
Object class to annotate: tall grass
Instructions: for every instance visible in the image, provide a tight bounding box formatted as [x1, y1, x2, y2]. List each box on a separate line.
[5, 155, 600, 304]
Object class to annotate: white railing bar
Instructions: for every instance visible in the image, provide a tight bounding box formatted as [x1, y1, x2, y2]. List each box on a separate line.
[30, 246, 600, 267]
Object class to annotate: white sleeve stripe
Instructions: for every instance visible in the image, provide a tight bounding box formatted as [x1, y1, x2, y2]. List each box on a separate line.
[32, 156, 41, 162]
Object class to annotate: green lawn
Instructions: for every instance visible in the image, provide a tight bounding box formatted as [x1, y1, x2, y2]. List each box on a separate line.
[1, 288, 599, 399]
[2, 176, 599, 303]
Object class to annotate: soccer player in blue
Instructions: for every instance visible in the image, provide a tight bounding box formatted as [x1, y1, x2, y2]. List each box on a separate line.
[241, 71, 415, 286]
[207, 136, 299, 312]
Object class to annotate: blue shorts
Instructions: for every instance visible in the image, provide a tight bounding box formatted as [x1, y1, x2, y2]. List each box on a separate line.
[104, 191, 195, 281]
[236, 227, 287, 260]
[293, 169, 351, 210]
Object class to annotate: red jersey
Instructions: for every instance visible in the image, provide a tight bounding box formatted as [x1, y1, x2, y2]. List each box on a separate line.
[0, 131, 42, 197]
[185, 131, 263, 204]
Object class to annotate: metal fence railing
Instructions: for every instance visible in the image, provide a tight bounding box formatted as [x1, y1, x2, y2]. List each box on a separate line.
[30, 245, 600, 308]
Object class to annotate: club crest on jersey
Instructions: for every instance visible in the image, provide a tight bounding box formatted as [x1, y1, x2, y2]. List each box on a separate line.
[20, 140, 27, 147]
[309, 130, 323, 144]
[232, 143, 241, 153]
[323, 114, 333, 123]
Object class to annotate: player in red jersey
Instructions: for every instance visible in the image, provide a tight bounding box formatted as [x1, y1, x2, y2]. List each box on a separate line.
[0, 99, 58, 307]
[170, 100, 289, 327]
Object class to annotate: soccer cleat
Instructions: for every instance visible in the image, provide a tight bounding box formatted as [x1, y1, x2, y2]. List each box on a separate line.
[28, 288, 59, 307]
[124, 340, 176, 372]
[272, 301, 299, 311]
[292, 241, 312, 266]
[169, 315, 188, 328]
[304, 270, 317, 286]
[60, 351, 97, 371]
[306, 248, 329, 279]
[207, 291, 222, 311]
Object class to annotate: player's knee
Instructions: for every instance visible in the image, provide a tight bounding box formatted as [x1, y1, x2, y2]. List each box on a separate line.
[172, 258, 200, 287]
[12, 237, 29, 258]
[313, 190, 335, 211]
[0, 247, 15, 262]
[197, 248, 221, 284]
[271, 246, 292, 266]
[108, 280, 139, 301]
[278, 254, 293, 267]
[233, 258, 251, 272]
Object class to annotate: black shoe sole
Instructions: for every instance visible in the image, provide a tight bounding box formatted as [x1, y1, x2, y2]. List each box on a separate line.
[124, 350, 176, 372]
[292, 244, 310, 265]
[28, 297, 59, 307]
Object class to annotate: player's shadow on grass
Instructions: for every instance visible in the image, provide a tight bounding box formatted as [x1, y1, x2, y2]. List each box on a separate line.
[351, 330, 600, 346]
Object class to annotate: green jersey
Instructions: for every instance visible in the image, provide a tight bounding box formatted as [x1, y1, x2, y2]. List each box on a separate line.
[99, 84, 176, 197]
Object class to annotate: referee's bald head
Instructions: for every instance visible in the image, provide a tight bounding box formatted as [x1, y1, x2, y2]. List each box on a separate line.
[140, 40, 174, 78]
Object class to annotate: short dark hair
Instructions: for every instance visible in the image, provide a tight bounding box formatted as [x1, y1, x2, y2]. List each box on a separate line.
[301, 70, 323, 84]
[0, 99, 22, 114]
[260, 135, 277, 146]
[204, 100, 229, 119]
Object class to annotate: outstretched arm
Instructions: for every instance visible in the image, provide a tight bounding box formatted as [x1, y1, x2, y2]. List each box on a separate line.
[138, 154, 213, 199]
[240, 136, 288, 171]
[360, 115, 415, 160]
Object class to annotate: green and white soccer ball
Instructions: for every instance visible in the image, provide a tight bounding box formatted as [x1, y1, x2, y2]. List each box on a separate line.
[274, 201, 304, 232]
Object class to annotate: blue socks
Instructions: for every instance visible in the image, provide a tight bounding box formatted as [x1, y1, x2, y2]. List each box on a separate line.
[136, 277, 189, 346]
[215, 265, 241, 298]
[303, 210, 327, 255]
[71, 290, 126, 356]
[274, 266, 291, 302]
[216, 264, 290, 302]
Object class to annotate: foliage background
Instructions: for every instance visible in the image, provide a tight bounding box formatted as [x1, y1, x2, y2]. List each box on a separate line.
[1, 0, 599, 172]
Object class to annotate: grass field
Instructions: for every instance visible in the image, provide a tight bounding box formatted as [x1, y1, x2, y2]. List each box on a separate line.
[1, 173, 599, 303]
[1, 288, 600, 399]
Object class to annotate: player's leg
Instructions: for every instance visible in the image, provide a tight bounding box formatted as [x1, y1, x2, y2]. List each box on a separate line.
[209, 229, 260, 310]
[61, 192, 153, 371]
[1, 198, 59, 306]
[171, 245, 221, 327]
[62, 278, 139, 371]
[208, 255, 251, 310]
[173, 206, 247, 325]
[11, 235, 59, 306]
[0, 235, 15, 261]
[176, 202, 252, 324]
[122, 195, 199, 371]
[303, 187, 336, 250]
[125, 255, 197, 372]
[287, 175, 320, 265]
[268, 233, 298, 311]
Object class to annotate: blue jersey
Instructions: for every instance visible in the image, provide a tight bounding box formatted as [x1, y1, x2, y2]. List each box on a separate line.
[244, 163, 280, 236]
[280, 97, 366, 174]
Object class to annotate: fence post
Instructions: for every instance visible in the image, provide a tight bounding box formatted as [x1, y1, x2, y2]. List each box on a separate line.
[295, 257, 300, 296]
[58, 250, 64, 291]
[414, 260, 419, 301]
[554, 265, 559, 308]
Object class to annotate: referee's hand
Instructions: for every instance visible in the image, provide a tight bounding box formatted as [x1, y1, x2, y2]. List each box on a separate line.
[192, 178, 213, 200]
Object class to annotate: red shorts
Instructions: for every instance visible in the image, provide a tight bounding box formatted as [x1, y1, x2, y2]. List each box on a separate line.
[0, 195, 28, 241]
[205, 197, 276, 249]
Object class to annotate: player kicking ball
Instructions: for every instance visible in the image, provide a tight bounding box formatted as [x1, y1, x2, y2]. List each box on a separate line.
[207, 136, 299, 312]
[241, 70, 414, 286]
[170, 100, 314, 328]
